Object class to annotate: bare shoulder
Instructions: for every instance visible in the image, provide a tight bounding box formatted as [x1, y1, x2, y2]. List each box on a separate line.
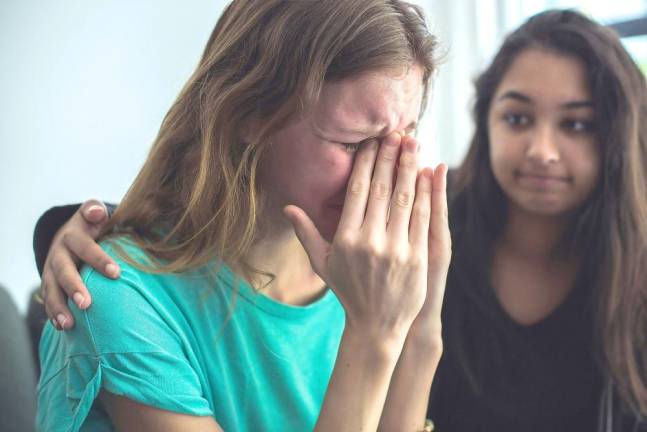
[99, 390, 224, 432]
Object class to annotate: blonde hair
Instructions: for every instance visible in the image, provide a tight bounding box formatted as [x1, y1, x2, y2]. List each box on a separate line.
[104, 0, 438, 279]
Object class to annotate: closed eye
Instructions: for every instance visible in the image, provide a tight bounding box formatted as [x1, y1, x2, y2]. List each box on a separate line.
[339, 141, 361, 153]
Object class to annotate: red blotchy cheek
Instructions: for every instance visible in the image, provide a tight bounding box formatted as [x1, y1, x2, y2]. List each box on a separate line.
[304, 157, 351, 208]
[323, 151, 354, 183]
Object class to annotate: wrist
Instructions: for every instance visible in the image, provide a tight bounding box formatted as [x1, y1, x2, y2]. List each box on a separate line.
[395, 333, 443, 388]
[403, 332, 443, 361]
[405, 321, 443, 359]
[341, 323, 407, 366]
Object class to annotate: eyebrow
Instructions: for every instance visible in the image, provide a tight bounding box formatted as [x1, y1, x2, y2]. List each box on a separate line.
[334, 121, 418, 137]
[497, 90, 593, 110]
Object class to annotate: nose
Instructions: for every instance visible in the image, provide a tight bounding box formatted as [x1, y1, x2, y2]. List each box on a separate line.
[526, 123, 560, 164]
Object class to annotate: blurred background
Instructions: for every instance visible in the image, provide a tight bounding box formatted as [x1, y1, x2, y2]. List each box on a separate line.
[2, 0, 646, 312]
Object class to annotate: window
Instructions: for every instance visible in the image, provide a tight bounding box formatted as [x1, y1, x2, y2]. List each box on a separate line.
[546, 0, 647, 73]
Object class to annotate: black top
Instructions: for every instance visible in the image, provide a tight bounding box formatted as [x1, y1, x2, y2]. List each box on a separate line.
[430, 260, 602, 432]
[427, 171, 646, 432]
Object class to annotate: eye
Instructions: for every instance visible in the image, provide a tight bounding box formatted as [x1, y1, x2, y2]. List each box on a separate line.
[503, 113, 531, 128]
[339, 142, 361, 153]
[562, 118, 595, 133]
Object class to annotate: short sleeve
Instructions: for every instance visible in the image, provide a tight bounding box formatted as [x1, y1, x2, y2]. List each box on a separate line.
[37, 244, 213, 431]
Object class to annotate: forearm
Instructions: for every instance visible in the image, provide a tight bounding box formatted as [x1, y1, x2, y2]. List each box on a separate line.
[378, 334, 442, 432]
[314, 326, 405, 432]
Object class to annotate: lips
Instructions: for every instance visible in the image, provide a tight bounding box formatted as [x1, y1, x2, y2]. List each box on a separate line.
[515, 171, 571, 189]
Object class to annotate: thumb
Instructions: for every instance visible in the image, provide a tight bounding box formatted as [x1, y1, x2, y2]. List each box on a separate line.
[283, 205, 330, 279]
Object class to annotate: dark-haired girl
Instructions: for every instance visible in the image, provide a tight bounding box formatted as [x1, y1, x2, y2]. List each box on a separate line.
[431, 9, 647, 431]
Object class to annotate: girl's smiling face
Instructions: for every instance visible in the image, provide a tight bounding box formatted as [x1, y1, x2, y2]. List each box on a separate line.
[259, 65, 424, 241]
[488, 48, 601, 217]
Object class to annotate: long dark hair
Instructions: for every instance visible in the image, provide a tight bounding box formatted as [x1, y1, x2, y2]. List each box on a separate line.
[448, 9, 647, 417]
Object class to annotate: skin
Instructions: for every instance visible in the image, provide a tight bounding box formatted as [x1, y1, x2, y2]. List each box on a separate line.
[259, 67, 422, 243]
[487, 48, 600, 326]
[40, 65, 451, 431]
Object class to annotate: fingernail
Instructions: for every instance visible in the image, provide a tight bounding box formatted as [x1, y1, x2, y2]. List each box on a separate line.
[56, 314, 68, 330]
[385, 134, 399, 146]
[73, 292, 86, 309]
[51, 318, 59, 329]
[87, 204, 105, 218]
[105, 263, 120, 278]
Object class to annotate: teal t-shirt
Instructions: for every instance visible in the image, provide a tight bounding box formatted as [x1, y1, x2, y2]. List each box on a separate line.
[37, 239, 345, 431]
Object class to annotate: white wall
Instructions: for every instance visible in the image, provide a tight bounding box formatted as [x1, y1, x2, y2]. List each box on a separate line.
[416, 0, 503, 168]
[1, 0, 228, 311]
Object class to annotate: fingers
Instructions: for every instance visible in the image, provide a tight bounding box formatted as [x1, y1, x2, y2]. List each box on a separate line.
[49, 248, 92, 308]
[363, 132, 401, 229]
[283, 205, 330, 279]
[336, 139, 379, 233]
[63, 229, 120, 279]
[41, 270, 75, 330]
[386, 135, 420, 239]
[408, 167, 434, 253]
[41, 200, 119, 331]
[424, 164, 451, 320]
[80, 199, 109, 225]
[429, 163, 450, 249]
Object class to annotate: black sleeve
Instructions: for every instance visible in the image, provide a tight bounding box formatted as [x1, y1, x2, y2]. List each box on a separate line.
[33, 203, 117, 276]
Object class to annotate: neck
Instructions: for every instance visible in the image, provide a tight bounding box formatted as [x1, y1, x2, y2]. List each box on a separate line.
[498, 203, 571, 261]
[233, 214, 326, 306]
[491, 204, 581, 326]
